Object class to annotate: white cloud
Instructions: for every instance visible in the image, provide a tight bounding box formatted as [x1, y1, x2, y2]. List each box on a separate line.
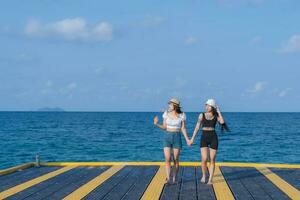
[242, 81, 267, 96]
[25, 18, 114, 42]
[243, 82, 292, 98]
[280, 35, 300, 53]
[249, 81, 267, 93]
[278, 88, 292, 97]
[184, 36, 199, 45]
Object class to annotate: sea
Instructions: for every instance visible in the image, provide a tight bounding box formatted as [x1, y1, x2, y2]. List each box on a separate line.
[1, 112, 300, 169]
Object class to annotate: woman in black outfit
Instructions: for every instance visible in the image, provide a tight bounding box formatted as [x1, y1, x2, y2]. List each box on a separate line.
[189, 99, 229, 184]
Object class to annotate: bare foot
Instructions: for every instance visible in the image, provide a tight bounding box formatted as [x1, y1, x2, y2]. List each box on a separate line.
[165, 178, 171, 184]
[173, 176, 178, 184]
[200, 176, 205, 183]
[207, 180, 213, 185]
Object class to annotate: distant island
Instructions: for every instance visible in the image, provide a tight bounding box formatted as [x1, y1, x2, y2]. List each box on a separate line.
[36, 107, 65, 112]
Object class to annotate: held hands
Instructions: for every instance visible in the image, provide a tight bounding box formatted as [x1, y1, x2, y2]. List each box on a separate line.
[187, 138, 194, 146]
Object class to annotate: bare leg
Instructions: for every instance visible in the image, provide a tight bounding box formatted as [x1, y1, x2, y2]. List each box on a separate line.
[200, 147, 208, 183]
[172, 148, 180, 183]
[164, 147, 171, 183]
[207, 148, 217, 185]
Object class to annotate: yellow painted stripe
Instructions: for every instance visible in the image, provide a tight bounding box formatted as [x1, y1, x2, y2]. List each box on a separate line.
[140, 166, 166, 200]
[40, 162, 300, 169]
[217, 162, 300, 169]
[0, 166, 75, 199]
[256, 167, 300, 199]
[0, 162, 34, 175]
[63, 165, 124, 200]
[213, 166, 235, 200]
[40, 162, 166, 167]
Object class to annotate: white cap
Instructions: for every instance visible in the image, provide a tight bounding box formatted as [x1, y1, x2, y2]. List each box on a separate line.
[205, 99, 217, 108]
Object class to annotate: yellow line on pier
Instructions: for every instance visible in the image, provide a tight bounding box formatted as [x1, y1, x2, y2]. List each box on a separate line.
[0, 162, 34, 176]
[213, 166, 235, 200]
[63, 165, 124, 200]
[140, 166, 166, 200]
[0, 166, 75, 199]
[256, 167, 300, 200]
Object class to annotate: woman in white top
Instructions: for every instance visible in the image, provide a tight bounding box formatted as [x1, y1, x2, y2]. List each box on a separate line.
[153, 98, 190, 184]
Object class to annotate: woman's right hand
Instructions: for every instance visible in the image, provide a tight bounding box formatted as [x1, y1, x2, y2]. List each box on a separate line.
[153, 116, 159, 125]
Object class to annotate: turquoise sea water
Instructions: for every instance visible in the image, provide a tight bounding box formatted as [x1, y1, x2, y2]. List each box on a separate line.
[1, 112, 300, 169]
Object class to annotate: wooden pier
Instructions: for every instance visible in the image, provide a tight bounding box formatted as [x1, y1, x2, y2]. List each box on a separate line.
[0, 162, 300, 200]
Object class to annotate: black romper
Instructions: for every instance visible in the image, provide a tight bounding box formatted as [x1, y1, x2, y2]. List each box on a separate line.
[200, 113, 219, 150]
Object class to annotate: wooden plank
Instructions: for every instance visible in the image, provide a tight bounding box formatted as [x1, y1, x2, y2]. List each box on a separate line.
[270, 168, 300, 190]
[7, 167, 84, 200]
[256, 167, 300, 200]
[49, 167, 109, 199]
[241, 167, 289, 200]
[0, 166, 75, 199]
[231, 167, 271, 200]
[99, 166, 146, 200]
[180, 167, 197, 200]
[140, 166, 166, 200]
[17, 167, 108, 200]
[121, 166, 158, 200]
[0, 167, 61, 192]
[195, 166, 216, 200]
[221, 167, 253, 200]
[160, 167, 183, 200]
[62, 165, 124, 200]
[227, 167, 289, 200]
[213, 166, 235, 200]
[83, 166, 134, 200]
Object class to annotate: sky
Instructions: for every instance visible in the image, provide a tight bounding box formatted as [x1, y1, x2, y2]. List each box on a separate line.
[0, 0, 300, 112]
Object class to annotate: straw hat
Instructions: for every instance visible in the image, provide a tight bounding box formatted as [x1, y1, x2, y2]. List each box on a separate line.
[168, 98, 180, 106]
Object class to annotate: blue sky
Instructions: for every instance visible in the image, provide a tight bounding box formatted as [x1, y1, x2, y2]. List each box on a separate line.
[0, 0, 300, 112]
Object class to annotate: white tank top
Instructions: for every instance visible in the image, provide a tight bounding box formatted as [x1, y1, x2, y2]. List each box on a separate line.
[162, 111, 186, 130]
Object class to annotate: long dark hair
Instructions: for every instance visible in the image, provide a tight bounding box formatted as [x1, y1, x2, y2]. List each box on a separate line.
[211, 107, 230, 133]
[211, 107, 219, 118]
[173, 104, 183, 114]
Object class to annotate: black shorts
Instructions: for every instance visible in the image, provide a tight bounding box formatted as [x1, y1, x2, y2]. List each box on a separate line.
[200, 130, 218, 150]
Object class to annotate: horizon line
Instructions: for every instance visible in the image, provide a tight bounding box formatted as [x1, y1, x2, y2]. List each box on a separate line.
[0, 110, 300, 113]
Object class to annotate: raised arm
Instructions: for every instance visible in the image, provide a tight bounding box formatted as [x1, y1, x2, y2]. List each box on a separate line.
[216, 106, 230, 132]
[153, 115, 167, 130]
[216, 107, 225, 124]
[190, 113, 203, 145]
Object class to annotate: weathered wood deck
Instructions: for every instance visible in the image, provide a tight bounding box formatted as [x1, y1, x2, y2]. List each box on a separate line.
[0, 162, 299, 200]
